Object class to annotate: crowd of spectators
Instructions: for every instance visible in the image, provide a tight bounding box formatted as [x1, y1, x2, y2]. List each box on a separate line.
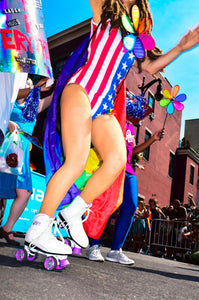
[130, 198, 199, 264]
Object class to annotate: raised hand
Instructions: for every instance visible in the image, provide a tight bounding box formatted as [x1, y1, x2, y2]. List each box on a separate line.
[153, 128, 165, 141]
[8, 121, 19, 133]
[178, 24, 199, 52]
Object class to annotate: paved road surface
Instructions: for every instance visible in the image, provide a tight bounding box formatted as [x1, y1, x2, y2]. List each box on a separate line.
[0, 238, 198, 300]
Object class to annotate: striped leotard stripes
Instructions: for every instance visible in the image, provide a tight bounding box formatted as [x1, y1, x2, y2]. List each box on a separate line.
[67, 20, 136, 119]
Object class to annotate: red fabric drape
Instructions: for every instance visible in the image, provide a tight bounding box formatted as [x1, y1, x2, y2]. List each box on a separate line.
[84, 81, 126, 239]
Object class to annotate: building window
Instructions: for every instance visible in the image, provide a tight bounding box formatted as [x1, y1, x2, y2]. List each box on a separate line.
[168, 152, 175, 178]
[148, 92, 155, 110]
[143, 130, 151, 161]
[190, 165, 195, 185]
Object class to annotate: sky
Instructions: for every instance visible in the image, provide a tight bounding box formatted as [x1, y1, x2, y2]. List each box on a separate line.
[42, 0, 199, 139]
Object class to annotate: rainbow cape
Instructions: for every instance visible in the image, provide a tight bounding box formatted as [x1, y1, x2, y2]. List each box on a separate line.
[43, 35, 126, 239]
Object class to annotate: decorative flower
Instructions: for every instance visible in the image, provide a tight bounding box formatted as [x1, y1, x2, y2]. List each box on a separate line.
[159, 85, 187, 114]
[121, 5, 155, 59]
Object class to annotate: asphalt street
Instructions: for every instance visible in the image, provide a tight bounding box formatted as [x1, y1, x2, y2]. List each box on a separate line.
[0, 237, 198, 300]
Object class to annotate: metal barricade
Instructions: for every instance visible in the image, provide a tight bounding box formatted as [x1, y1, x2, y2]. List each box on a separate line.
[149, 219, 192, 253]
[128, 219, 151, 254]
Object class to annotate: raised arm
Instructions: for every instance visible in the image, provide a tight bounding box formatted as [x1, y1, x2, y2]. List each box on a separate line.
[133, 128, 165, 156]
[17, 88, 32, 100]
[17, 78, 51, 102]
[142, 25, 199, 75]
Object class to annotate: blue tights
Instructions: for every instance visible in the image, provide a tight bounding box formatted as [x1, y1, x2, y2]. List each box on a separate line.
[90, 172, 138, 250]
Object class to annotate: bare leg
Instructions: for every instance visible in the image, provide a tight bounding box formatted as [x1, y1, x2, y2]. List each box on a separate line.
[3, 189, 31, 239]
[40, 84, 92, 217]
[81, 114, 126, 203]
[57, 114, 126, 248]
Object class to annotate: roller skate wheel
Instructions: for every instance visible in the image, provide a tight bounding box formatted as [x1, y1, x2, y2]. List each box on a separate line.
[27, 252, 38, 261]
[15, 249, 27, 262]
[56, 258, 70, 269]
[44, 256, 57, 271]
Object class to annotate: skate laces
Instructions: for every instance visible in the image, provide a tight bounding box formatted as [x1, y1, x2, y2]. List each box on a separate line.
[51, 219, 65, 243]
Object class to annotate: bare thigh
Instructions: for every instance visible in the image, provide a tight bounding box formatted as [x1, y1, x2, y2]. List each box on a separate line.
[60, 83, 92, 168]
[80, 114, 126, 203]
[91, 114, 126, 171]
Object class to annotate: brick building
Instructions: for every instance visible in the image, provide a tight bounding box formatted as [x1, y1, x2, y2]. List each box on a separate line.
[31, 19, 198, 208]
[170, 147, 199, 206]
[185, 119, 199, 153]
[125, 68, 182, 207]
[179, 119, 199, 205]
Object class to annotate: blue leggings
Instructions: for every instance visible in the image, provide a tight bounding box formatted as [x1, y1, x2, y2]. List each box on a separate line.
[90, 172, 138, 250]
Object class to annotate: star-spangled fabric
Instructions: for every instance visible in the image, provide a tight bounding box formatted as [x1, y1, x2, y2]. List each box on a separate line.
[68, 20, 136, 118]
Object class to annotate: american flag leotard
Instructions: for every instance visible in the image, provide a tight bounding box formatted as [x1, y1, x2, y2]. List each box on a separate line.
[67, 20, 136, 119]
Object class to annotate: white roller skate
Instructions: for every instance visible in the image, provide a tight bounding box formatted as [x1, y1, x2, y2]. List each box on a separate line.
[16, 213, 72, 271]
[57, 196, 91, 249]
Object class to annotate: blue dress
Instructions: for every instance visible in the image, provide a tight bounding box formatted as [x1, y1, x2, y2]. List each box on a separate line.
[0, 101, 37, 199]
